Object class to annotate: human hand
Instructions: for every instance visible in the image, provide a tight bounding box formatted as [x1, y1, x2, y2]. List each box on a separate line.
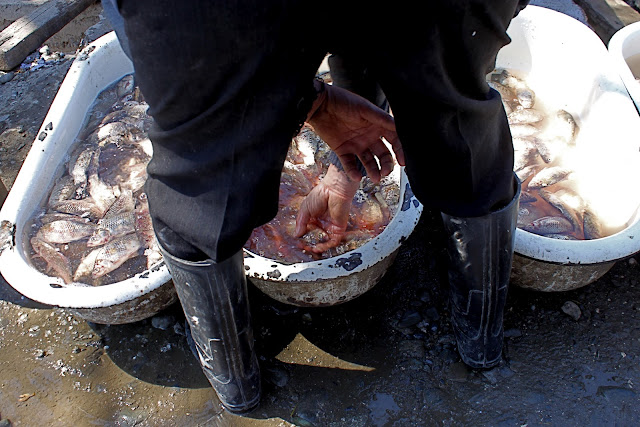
[294, 164, 360, 253]
[306, 81, 405, 183]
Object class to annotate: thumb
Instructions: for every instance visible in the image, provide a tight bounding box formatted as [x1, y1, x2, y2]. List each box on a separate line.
[295, 206, 311, 237]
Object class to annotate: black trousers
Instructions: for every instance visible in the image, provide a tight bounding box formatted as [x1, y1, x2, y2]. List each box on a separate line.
[118, 0, 525, 262]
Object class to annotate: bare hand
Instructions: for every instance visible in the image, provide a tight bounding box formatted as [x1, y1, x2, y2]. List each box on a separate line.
[307, 82, 405, 183]
[295, 165, 360, 253]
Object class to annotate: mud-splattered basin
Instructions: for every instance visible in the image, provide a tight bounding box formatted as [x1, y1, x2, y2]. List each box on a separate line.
[501, 7, 640, 292]
[244, 167, 422, 307]
[0, 33, 176, 324]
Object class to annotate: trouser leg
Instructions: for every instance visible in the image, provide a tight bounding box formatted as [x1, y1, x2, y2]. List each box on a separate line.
[117, 0, 325, 412]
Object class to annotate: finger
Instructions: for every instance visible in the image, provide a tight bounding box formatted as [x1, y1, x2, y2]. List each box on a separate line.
[357, 150, 381, 183]
[369, 140, 395, 177]
[295, 207, 311, 237]
[336, 154, 365, 182]
[382, 130, 405, 166]
[310, 235, 343, 254]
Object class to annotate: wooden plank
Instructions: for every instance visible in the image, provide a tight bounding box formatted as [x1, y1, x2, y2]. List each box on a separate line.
[0, 0, 95, 71]
[575, 0, 640, 44]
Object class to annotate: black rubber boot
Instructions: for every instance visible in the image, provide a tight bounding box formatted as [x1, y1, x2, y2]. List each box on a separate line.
[161, 248, 261, 414]
[441, 176, 520, 369]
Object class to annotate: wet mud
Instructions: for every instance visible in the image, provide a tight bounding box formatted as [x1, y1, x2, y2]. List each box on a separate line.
[1, 209, 639, 426]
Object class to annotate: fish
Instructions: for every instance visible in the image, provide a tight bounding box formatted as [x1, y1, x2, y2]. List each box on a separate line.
[510, 123, 540, 138]
[583, 209, 604, 240]
[517, 204, 546, 229]
[514, 145, 540, 172]
[508, 108, 545, 125]
[30, 237, 72, 284]
[534, 136, 568, 164]
[92, 233, 142, 278]
[549, 109, 579, 143]
[527, 166, 572, 189]
[39, 212, 91, 224]
[515, 164, 540, 182]
[488, 81, 517, 104]
[538, 189, 583, 232]
[519, 190, 538, 204]
[523, 216, 574, 235]
[69, 146, 97, 187]
[87, 149, 119, 213]
[104, 188, 135, 217]
[47, 175, 76, 207]
[74, 247, 100, 281]
[87, 211, 136, 247]
[546, 234, 578, 240]
[116, 74, 135, 98]
[36, 220, 95, 244]
[50, 198, 105, 220]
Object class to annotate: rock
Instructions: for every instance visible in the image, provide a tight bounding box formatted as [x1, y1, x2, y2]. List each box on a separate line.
[0, 72, 15, 85]
[151, 315, 175, 330]
[504, 328, 523, 338]
[447, 362, 469, 382]
[561, 301, 582, 321]
[397, 309, 422, 328]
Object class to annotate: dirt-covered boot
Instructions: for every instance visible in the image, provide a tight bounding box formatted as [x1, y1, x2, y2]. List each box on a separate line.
[161, 248, 261, 414]
[441, 176, 520, 368]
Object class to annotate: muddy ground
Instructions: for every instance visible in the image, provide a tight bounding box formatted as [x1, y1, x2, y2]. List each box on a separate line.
[1, 3, 640, 426]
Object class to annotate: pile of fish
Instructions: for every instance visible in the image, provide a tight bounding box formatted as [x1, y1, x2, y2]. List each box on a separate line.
[29, 74, 161, 286]
[489, 68, 604, 240]
[244, 125, 401, 264]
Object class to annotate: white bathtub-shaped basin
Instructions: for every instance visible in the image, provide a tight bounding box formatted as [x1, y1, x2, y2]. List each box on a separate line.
[501, 6, 640, 291]
[608, 21, 640, 112]
[0, 33, 176, 324]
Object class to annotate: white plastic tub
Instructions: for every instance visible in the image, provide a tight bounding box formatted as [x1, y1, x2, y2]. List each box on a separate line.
[608, 21, 640, 112]
[0, 33, 176, 324]
[501, 6, 640, 291]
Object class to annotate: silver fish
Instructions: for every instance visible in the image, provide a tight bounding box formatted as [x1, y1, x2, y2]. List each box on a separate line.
[104, 188, 135, 217]
[523, 216, 573, 235]
[519, 190, 538, 204]
[514, 145, 540, 172]
[508, 108, 545, 125]
[74, 247, 100, 281]
[528, 166, 572, 189]
[31, 237, 72, 284]
[87, 211, 136, 247]
[517, 204, 546, 229]
[47, 175, 77, 207]
[510, 123, 540, 138]
[39, 212, 90, 224]
[92, 233, 142, 278]
[516, 87, 535, 109]
[50, 198, 105, 220]
[583, 209, 604, 240]
[69, 146, 96, 187]
[87, 150, 119, 213]
[488, 81, 517, 105]
[37, 220, 95, 244]
[539, 189, 583, 232]
[515, 164, 540, 182]
[134, 193, 156, 249]
[546, 234, 578, 240]
[116, 74, 135, 98]
[534, 136, 568, 164]
[549, 109, 578, 143]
